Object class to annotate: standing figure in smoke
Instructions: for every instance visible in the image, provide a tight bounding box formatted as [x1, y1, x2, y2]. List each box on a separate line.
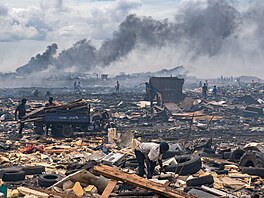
[202, 83, 208, 99]
[205, 80, 209, 87]
[212, 85, 217, 98]
[199, 81, 202, 88]
[74, 81, 77, 93]
[116, 81, 120, 93]
[76, 82, 81, 93]
[15, 99, 27, 137]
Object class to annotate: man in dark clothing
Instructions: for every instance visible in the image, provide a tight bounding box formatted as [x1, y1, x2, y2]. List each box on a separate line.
[45, 91, 51, 97]
[212, 85, 217, 97]
[101, 110, 110, 121]
[45, 97, 55, 107]
[33, 90, 39, 97]
[199, 81, 202, 88]
[74, 81, 77, 93]
[116, 81, 120, 93]
[77, 82, 81, 93]
[15, 98, 27, 136]
[202, 83, 208, 99]
[135, 141, 169, 178]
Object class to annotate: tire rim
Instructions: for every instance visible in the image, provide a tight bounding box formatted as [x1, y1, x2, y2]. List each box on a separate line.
[62, 126, 73, 137]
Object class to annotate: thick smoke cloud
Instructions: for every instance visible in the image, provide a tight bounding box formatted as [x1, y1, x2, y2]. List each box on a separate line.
[16, 0, 264, 78]
[16, 43, 58, 74]
[176, 0, 239, 57]
[56, 39, 96, 71]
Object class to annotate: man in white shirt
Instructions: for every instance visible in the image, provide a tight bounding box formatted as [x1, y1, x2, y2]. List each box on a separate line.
[135, 141, 169, 178]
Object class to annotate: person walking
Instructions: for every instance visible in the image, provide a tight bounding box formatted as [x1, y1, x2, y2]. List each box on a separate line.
[15, 98, 27, 137]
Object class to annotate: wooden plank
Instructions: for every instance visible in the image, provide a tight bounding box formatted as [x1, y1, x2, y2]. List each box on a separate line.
[20, 117, 44, 123]
[31, 187, 77, 198]
[22, 107, 45, 119]
[23, 99, 86, 120]
[94, 164, 196, 198]
[201, 185, 238, 198]
[45, 148, 74, 154]
[49, 169, 109, 195]
[100, 179, 118, 198]
[202, 157, 237, 165]
[17, 187, 49, 198]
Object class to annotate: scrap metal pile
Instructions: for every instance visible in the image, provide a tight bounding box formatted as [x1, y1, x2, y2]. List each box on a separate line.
[0, 82, 263, 197]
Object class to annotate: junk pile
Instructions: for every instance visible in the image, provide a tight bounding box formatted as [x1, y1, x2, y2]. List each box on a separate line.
[0, 82, 263, 197]
[1, 133, 264, 197]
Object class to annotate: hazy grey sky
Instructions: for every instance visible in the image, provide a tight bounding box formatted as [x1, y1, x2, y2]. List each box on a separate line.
[0, 0, 263, 79]
[0, 0, 178, 72]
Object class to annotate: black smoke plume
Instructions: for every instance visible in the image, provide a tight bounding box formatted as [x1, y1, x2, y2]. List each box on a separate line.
[16, 43, 58, 74]
[16, 0, 262, 75]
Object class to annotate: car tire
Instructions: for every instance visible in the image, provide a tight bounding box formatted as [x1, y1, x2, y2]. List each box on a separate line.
[239, 151, 264, 168]
[164, 154, 202, 175]
[230, 149, 245, 162]
[162, 151, 181, 160]
[184, 186, 199, 193]
[38, 174, 60, 187]
[22, 166, 45, 175]
[186, 174, 214, 186]
[62, 125, 73, 138]
[2, 170, 25, 181]
[0, 167, 22, 179]
[241, 167, 264, 177]
[51, 124, 63, 137]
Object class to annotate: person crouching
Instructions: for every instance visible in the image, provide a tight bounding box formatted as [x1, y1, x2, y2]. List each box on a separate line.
[135, 141, 169, 179]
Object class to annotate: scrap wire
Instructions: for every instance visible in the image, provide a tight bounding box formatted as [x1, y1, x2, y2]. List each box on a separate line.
[175, 115, 214, 180]
[175, 113, 195, 179]
[194, 115, 215, 149]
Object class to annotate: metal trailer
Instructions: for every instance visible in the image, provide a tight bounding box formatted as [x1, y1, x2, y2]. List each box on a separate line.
[41, 105, 113, 137]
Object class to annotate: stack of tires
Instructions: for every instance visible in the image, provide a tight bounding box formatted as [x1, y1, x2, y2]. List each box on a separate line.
[0, 166, 45, 182]
[163, 154, 202, 175]
[124, 153, 202, 176]
[0, 166, 60, 187]
[239, 150, 264, 178]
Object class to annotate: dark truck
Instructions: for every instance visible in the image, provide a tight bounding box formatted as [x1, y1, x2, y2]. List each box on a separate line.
[24, 100, 115, 138]
[43, 105, 114, 137]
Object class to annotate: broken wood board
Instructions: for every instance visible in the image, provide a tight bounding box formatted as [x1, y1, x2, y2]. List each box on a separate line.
[164, 103, 182, 115]
[49, 169, 109, 194]
[17, 187, 49, 198]
[178, 97, 195, 111]
[219, 177, 246, 190]
[72, 182, 84, 197]
[202, 157, 237, 165]
[45, 148, 75, 154]
[101, 179, 118, 198]
[30, 187, 77, 198]
[171, 112, 222, 121]
[45, 145, 75, 154]
[20, 117, 44, 123]
[201, 185, 238, 198]
[228, 173, 251, 179]
[23, 99, 86, 120]
[94, 164, 195, 198]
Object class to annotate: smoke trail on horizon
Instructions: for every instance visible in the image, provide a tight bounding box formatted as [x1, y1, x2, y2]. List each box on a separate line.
[16, 0, 264, 78]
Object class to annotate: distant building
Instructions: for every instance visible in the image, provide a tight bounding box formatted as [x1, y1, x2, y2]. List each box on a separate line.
[101, 74, 108, 81]
[146, 77, 185, 104]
